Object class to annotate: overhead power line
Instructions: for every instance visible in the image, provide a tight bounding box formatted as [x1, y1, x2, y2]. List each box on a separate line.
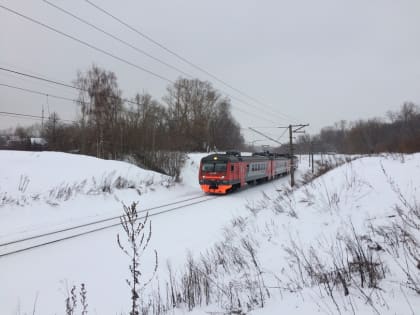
[40, 0, 288, 125]
[0, 5, 280, 124]
[41, 0, 193, 79]
[0, 66, 277, 124]
[0, 4, 174, 84]
[0, 82, 85, 106]
[1, 4, 299, 125]
[0, 110, 75, 123]
[1, 83, 82, 123]
[0, 66, 77, 91]
[84, 0, 299, 122]
[0, 66, 145, 108]
[1, 81, 278, 130]
[0, 83, 144, 122]
[248, 127, 282, 145]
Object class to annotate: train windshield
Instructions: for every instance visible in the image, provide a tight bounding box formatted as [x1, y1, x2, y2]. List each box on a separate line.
[201, 162, 227, 172]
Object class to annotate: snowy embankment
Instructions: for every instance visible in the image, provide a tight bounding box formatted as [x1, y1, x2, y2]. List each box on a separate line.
[0, 151, 176, 241]
[176, 153, 420, 315]
[0, 151, 419, 315]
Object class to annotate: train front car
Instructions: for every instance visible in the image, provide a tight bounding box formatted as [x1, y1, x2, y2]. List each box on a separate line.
[199, 153, 240, 194]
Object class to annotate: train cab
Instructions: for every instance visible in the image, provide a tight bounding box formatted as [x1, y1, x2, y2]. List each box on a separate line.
[198, 152, 241, 194]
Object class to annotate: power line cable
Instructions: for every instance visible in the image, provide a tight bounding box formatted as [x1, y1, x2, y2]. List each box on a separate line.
[0, 5, 279, 124]
[40, 0, 287, 125]
[0, 66, 147, 108]
[1, 80, 278, 131]
[84, 0, 299, 122]
[276, 127, 288, 141]
[0, 82, 86, 106]
[1, 82, 141, 121]
[0, 110, 75, 123]
[0, 66, 79, 91]
[0, 4, 174, 84]
[41, 0, 193, 79]
[0, 112, 42, 121]
[1, 82, 151, 124]
[0, 66, 276, 124]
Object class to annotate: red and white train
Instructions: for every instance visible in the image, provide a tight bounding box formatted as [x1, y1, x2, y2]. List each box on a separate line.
[199, 151, 297, 194]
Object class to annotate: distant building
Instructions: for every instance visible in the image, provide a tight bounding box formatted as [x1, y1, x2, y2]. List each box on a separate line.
[0, 136, 48, 151]
[30, 137, 48, 146]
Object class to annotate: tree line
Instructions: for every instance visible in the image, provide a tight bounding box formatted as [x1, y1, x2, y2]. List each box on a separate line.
[5, 65, 420, 163]
[294, 102, 420, 154]
[40, 65, 244, 163]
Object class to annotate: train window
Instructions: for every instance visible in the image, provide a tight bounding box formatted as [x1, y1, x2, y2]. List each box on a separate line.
[214, 163, 227, 172]
[202, 162, 227, 172]
[231, 165, 234, 171]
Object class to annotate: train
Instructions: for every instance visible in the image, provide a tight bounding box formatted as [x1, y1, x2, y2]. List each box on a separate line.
[198, 151, 298, 194]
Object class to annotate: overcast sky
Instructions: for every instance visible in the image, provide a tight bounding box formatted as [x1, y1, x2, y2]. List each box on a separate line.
[1, 0, 420, 145]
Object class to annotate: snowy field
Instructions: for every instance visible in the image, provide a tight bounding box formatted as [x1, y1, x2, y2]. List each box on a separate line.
[0, 151, 419, 315]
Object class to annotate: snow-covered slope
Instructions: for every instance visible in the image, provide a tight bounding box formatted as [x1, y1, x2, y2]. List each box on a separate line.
[0, 151, 178, 241]
[0, 151, 419, 315]
[220, 153, 420, 314]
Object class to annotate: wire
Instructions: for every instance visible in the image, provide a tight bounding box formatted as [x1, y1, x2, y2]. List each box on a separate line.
[0, 110, 75, 123]
[1, 64, 278, 125]
[84, 0, 299, 122]
[0, 82, 85, 106]
[0, 112, 42, 121]
[0, 4, 296, 124]
[39, 1, 286, 124]
[0, 66, 147, 108]
[0, 5, 279, 124]
[276, 128, 288, 141]
[41, 0, 193, 79]
[0, 4, 174, 84]
[1, 80, 277, 129]
[1, 80, 276, 130]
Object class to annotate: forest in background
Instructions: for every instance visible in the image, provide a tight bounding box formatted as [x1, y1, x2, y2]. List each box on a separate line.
[1, 65, 244, 173]
[293, 102, 420, 154]
[2, 65, 420, 173]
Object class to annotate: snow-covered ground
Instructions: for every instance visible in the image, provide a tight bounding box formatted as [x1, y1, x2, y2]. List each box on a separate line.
[0, 151, 419, 315]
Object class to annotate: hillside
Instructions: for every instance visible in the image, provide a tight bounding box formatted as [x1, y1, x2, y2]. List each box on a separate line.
[0, 151, 419, 314]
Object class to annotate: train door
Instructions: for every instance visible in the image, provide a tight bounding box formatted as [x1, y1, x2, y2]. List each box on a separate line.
[234, 162, 240, 181]
[240, 163, 247, 187]
[267, 160, 273, 179]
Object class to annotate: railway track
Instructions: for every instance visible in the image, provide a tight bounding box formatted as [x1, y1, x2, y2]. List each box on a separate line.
[0, 194, 217, 258]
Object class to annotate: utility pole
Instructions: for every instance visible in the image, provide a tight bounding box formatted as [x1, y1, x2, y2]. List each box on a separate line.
[249, 125, 309, 187]
[280, 124, 309, 187]
[41, 105, 44, 131]
[289, 125, 294, 186]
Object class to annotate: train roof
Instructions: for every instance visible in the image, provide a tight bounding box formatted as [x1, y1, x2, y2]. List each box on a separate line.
[201, 153, 243, 163]
[201, 151, 294, 163]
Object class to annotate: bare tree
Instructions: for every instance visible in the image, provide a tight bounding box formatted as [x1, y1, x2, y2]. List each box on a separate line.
[74, 64, 123, 158]
[164, 78, 244, 151]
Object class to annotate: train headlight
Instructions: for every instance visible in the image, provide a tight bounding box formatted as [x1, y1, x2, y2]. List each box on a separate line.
[221, 176, 225, 179]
